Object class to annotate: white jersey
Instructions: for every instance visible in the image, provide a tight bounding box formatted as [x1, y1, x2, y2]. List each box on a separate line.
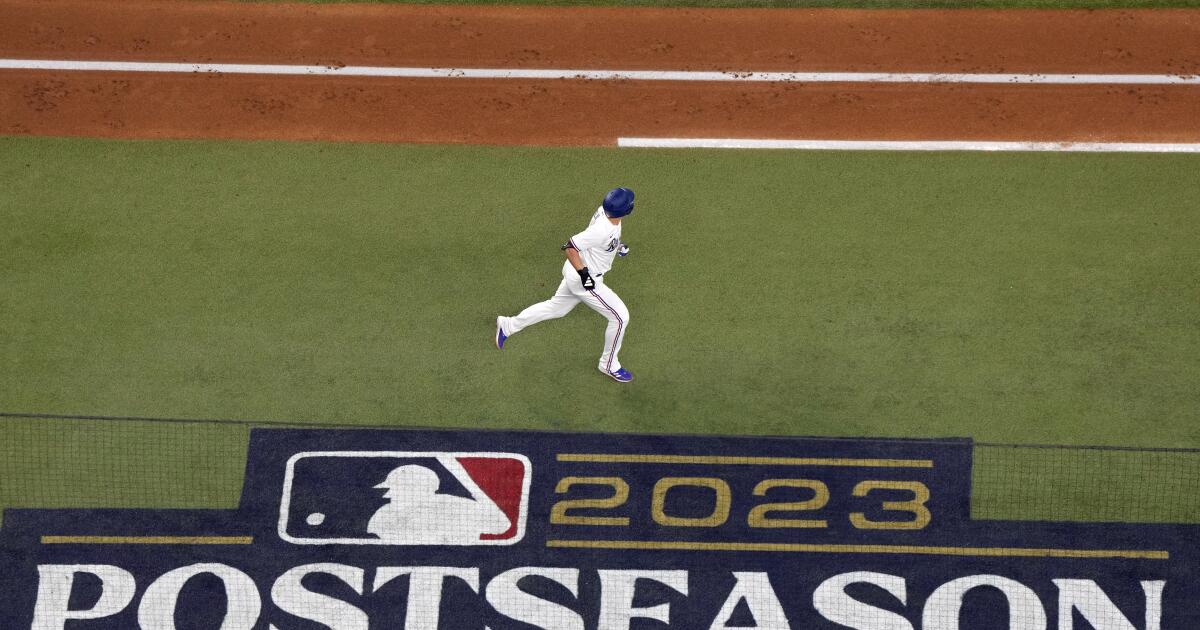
[501, 203, 632, 377]
[564, 206, 622, 277]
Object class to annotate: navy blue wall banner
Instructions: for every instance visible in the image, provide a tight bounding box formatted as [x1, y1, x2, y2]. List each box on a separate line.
[1, 428, 1196, 629]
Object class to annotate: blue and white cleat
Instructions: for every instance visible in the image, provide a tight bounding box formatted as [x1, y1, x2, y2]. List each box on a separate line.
[495, 317, 508, 350]
[606, 367, 633, 383]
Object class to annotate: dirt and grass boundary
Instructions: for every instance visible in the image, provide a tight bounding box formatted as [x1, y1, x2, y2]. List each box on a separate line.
[245, 0, 1200, 10]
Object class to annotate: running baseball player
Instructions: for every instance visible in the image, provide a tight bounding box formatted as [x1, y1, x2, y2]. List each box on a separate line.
[495, 187, 635, 382]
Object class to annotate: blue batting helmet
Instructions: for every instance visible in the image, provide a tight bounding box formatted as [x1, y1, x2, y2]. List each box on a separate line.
[602, 187, 635, 218]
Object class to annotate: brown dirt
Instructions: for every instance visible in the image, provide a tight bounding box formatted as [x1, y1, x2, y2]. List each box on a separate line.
[2, 0, 1199, 145]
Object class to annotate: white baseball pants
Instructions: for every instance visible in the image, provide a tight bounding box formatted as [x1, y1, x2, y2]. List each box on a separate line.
[501, 274, 629, 374]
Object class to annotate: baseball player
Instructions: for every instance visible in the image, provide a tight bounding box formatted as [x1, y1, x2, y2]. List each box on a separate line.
[495, 187, 635, 383]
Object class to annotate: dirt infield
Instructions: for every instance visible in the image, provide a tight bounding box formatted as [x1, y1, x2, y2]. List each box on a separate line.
[2, 0, 1200, 145]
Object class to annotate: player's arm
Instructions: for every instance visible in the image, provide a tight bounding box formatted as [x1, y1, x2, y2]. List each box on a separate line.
[561, 241, 585, 270]
[560, 239, 595, 290]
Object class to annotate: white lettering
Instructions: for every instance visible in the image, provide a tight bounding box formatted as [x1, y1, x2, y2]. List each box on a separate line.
[1052, 579, 1163, 630]
[26, 563, 1173, 630]
[597, 569, 688, 630]
[486, 567, 585, 630]
[1141, 581, 1164, 630]
[137, 563, 261, 630]
[32, 565, 136, 630]
[813, 571, 913, 630]
[270, 563, 367, 630]
[923, 575, 1046, 630]
[372, 567, 479, 630]
[710, 572, 791, 630]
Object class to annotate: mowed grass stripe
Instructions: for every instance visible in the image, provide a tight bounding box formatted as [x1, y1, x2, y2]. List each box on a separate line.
[2, 417, 1198, 524]
[2, 137, 1197, 444]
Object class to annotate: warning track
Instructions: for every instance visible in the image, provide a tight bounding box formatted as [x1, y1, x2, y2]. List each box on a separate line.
[2, 0, 1199, 146]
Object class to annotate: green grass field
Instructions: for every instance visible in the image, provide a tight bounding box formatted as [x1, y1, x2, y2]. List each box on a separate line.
[2, 136, 1198, 524]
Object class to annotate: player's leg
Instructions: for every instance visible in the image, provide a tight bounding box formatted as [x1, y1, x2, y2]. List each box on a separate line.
[500, 279, 579, 336]
[577, 283, 630, 377]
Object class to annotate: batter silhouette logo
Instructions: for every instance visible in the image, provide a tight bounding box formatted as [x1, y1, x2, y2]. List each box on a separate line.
[279, 451, 531, 545]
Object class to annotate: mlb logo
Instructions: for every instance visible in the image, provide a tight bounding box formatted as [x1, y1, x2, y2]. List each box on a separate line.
[278, 451, 531, 545]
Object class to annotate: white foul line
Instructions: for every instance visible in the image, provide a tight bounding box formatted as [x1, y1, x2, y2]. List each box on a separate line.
[616, 138, 1200, 153]
[1, 58, 1199, 85]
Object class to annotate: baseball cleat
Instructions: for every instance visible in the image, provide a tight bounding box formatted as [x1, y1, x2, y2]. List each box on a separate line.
[495, 317, 508, 350]
[606, 367, 633, 383]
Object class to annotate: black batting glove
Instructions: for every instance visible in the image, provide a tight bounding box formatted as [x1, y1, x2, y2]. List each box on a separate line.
[578, 267, 596, 290]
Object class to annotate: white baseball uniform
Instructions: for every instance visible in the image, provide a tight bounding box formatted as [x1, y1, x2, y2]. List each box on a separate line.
[498, 206, 630, 374]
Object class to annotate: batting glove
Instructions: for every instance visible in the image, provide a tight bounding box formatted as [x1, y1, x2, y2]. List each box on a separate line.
[618, 242, 630, 257]
[578, 267, 596, 290]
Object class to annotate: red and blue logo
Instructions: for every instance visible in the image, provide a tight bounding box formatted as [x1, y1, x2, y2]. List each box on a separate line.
[278, 451, 530, 545]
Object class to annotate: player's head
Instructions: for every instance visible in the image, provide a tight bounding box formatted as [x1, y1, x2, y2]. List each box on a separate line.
[374, 465, 440, 499]
[602, 187, 635, 219]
